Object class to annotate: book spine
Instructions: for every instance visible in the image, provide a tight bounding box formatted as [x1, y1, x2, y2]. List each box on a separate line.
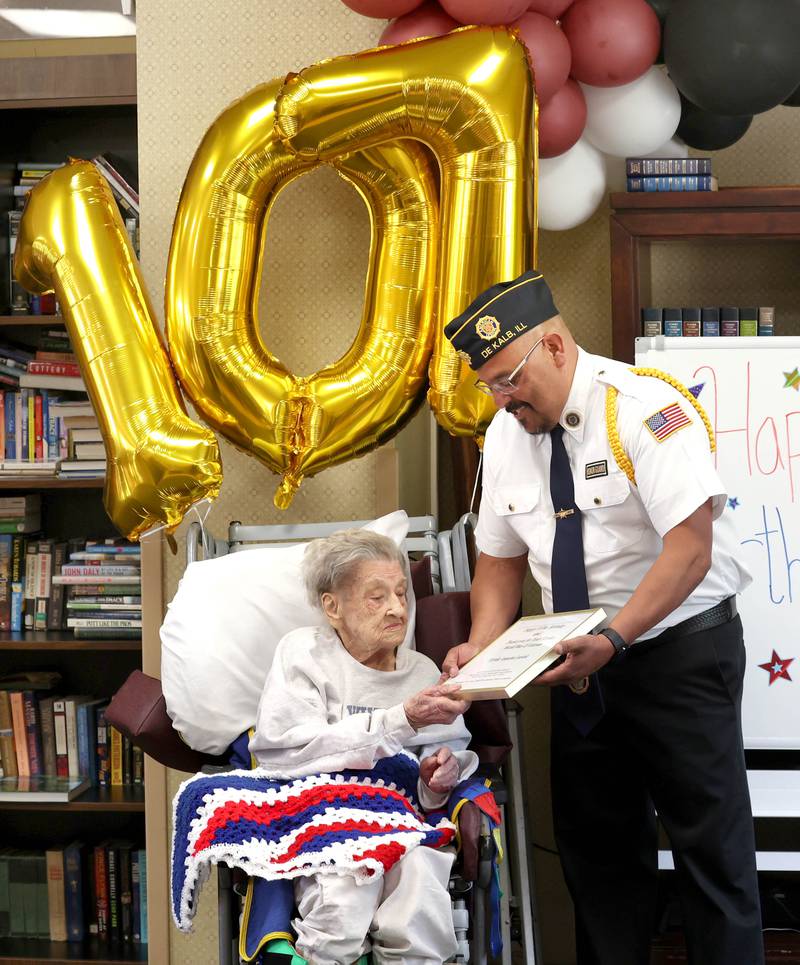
[0, 395, 4, 461]
[131, 850, 141, 942]
[53, 698, 68, 776]
[77, 703, 91, 785]
[626, 174, 714, 191]
[65, 700, 81, 777]
[46, 395, 58, 459]
[34, 393, 43, 461]
[0, 852, 10, 938]
[26, 391, 34, 461]
[758, 306, 775, 336]
[27, 361, 82, 377]
[64, 844, 84, 941]
[107, 844, 119, 941]
[110, 726, 123, 785]
[96, 707, 110, 786]
[68, 583, 142, 596]
[60, 564, 140, 576]
[10, 533, 23, 632]
[0, 534, 11, 630]
[7, 854, 25, 937]
[23, 542, 37, 630]
[68, 618, 142, 629]
[139, 850, 147, 944]
[9, 692, 29, 776]
[626, 156, 711, 175]
[0, 691, 18, 778]
[122, 734, 132, 785]
[39, 697, 56, 776]
[132, 744, 144, 785]
[34, 540, 52, 631]
[94, 845, 108, 939]
[45, 849, 67, 941]
[119, 846, 132, 942]
[4, 392, 14, 460]
[46, 541, 67, 629]
[22, 691, 42, 776]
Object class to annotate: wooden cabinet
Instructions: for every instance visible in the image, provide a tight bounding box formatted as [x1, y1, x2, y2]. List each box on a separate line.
[609, 187, 800, 361]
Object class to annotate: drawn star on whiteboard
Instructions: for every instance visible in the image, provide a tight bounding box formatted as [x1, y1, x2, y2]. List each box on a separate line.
[727, 497, 740, 510]
[688, 382, 705, 399]
[758, 650, 794, 685]
[783, 368, 800, 390]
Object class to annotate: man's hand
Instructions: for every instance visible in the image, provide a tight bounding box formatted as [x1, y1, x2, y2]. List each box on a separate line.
[440, 641, 481, 681]
[404, 684, 470, 730]
[535, 633, 616, 686]
[419, 747, 459, 795]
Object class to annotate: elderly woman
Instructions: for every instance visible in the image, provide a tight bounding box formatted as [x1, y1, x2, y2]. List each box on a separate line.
[249, 529, 477, 965]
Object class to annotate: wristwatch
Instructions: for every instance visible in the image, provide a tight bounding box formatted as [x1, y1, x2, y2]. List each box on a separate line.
[596, 626, 630, 660]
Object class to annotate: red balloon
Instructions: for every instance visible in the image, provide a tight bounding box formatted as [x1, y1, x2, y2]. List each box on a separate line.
[341, 0, 424, 17]
[527, 0, 575, 18]
[538, 77, 587, 156]
[562, 0, 660, 87]
[515, 12, 571, 105]
[379, 0, 458, 42]
[439, 0, 529, 25]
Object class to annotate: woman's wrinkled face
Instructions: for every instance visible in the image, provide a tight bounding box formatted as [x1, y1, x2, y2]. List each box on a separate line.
[322, 559, 408, 663]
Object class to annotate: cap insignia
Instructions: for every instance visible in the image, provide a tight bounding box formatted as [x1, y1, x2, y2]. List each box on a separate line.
[476, 315, 500, 341]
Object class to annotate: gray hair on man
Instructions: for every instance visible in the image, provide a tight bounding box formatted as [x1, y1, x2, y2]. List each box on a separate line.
[302, 529, 408, 608]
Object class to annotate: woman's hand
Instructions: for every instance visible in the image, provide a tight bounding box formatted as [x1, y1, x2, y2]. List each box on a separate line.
[419, 746, 459, 795]
[404, 684, 470, 730]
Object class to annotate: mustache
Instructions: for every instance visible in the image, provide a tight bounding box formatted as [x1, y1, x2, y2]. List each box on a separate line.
[505, 399, 530, 414]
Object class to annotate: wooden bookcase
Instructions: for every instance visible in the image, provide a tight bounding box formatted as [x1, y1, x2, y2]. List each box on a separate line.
[0, 52, 151, 965]
[609, 186, 800, 361]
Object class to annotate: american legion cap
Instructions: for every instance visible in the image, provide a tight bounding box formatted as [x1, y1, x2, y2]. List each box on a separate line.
[444, 269, 559, 370]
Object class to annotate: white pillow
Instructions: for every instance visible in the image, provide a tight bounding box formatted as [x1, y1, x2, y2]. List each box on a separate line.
[160, 511, 416, 754]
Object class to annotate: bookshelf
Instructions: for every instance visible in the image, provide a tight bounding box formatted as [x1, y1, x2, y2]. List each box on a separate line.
[609, 186, 800, 361]
[0, 50, 151, 965]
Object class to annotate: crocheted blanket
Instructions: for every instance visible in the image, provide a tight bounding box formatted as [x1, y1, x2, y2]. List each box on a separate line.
[171, 753, 457, 931]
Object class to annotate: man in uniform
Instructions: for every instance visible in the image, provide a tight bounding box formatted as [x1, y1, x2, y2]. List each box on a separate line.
[441, 269, 764, 965]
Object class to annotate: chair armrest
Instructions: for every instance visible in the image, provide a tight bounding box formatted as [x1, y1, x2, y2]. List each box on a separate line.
[106, 670, 228, 773]
[456, 800, 482, 882]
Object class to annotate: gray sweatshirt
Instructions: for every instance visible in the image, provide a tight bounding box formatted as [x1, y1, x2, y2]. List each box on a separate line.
[249, 624, 478, 810]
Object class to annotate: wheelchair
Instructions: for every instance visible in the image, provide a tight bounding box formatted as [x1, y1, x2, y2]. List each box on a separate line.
[108, 514, 543, 963]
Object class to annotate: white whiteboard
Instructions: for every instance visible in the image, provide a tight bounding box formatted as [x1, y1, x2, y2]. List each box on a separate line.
[635, 336, 800, 749]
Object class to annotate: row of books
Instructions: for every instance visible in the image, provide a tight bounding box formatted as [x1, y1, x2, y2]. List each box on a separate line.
[0, 682, 143, 786]
[625, 156, 716, 192]
[0, 534, 142, 634]
[6, 156, 139, 316]
[641, 306, 775, 337]
[0, 841, 147, 944]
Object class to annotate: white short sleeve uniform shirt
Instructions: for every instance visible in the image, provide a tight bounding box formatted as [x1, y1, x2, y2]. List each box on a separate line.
[475, 348, 751, 639]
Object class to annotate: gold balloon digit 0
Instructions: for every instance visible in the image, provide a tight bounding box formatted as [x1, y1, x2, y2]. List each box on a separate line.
[166, 78, 438, 508]
[14, 161, 222, 539]
[276, 26, 537, 440]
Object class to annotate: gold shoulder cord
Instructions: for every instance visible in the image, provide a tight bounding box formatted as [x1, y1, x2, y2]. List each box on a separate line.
[605, 367, 716, 485]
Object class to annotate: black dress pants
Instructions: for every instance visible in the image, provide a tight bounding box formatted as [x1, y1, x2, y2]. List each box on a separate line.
[551, 615, 764, 965]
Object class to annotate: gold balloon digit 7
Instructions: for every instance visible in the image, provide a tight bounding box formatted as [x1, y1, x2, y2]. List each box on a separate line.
[13, 162, 222, 539]
[275, 26, 537, 439]
[165, 79, 438, 509]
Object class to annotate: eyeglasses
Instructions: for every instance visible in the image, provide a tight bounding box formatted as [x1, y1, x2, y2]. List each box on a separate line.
[474, 336, 545, 397]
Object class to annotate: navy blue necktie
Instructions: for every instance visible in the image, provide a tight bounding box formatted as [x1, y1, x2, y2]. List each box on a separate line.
[549, 425, 605, 736]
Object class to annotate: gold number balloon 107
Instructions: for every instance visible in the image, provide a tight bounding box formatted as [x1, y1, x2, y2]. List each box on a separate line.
[15, 26, 536, 525]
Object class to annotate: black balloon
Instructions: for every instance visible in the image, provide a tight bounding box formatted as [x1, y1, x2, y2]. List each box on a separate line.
[784, 84, 800, 107]
[676, 95, 753, 152]
[665, 0, 800, 115]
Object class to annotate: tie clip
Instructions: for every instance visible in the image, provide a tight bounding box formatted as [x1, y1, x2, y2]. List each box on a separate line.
[554, 508, 575, 520]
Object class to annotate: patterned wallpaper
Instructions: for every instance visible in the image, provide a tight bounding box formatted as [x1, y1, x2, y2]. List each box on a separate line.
[136, 2, 800, 959]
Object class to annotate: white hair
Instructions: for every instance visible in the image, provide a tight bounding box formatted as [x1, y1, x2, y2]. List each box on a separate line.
[302, 529, 407, 608]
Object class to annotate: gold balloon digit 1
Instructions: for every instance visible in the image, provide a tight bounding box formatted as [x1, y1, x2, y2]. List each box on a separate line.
[166, 79, 437, 508]
[14, 161, 222, 539]
[275, 25, 537, 441]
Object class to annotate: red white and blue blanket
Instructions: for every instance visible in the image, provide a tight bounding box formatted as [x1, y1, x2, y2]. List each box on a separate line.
[171, 753, 460, 931]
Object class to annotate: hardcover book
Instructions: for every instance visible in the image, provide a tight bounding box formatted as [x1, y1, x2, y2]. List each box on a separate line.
[450, 608, 607, 700]
[0, 775, 89, 801]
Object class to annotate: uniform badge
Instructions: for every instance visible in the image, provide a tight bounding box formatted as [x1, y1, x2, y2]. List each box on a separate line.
[585, 459, 608, 479]
[568, 676, 590, 695]
[643, 402, 691, 442]
[476, 314, 500, 341]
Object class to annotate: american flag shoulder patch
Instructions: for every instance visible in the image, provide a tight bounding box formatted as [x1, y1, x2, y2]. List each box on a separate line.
[643, 402, 691, 442]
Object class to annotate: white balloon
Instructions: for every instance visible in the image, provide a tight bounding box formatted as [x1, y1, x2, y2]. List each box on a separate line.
[538, 136, 607, 231]
[645, 135, 689, 158]
[582, 67, 681, 159]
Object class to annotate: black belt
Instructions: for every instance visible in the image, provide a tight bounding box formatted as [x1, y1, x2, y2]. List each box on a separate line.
[651, 596, 737, 645]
